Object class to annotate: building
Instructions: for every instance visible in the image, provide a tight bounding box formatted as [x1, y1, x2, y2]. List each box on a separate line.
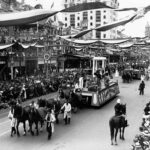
[61, 0, 119, 39]
[145, 22, 150, 38]
[0, 1, 64, 79]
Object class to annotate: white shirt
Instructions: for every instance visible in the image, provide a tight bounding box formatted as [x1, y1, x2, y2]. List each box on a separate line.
[61, 103, 71, 112]
[45, 113, 56, 123]
[8, 110, 16, 127]
[79, 77, 83, 89]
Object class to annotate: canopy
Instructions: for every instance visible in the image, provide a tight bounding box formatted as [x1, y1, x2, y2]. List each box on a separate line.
[19, 42, 37, 49]
[72, 29, 92, 38]
[0, 9, 58, 26]
[0, 43, 14, 50]
[95, 15, 136, 31]
[100, 39, 129, 44]
[61, 2, 113, 13]
[118, 41, 135, 48]
[62, 38, 130, 45]
[72, 15, 136, 38]
[64, 39, 98, 45]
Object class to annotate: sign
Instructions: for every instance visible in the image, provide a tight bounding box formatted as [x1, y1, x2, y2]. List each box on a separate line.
[44, 53, 50, 61]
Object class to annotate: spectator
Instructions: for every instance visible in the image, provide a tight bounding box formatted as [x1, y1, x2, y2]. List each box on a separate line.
[139, 81, 145, 95]
[8, 107, 16, 137]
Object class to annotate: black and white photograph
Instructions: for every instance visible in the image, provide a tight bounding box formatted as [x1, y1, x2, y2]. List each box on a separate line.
[0, 0, 150, 150]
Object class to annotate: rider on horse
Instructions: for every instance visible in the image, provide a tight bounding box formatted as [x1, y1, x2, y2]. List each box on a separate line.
[114, 99, 129, 127]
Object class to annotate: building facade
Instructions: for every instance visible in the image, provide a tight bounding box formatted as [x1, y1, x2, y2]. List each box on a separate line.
[61, 0, 119, 39]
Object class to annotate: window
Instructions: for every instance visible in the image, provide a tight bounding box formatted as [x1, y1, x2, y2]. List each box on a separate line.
[96, 24, 100, 27]
[77, 23, 80, 26]
[64, 4, 67, 8]
[90, 11, 93, 13]
[103, 34, 106, 38]
[77, 16, 80, 20]
[96, 30, 101, 38]
[70, 14, 75, 27]
[65, 17, 67, 21]
[83, 11, 88, 20]
[65, 23, 67, 27]
[96, 11, 101, 22]
[90, 16, 93, 20]
[103, 10, 106, 13]
[65, 0, 67, 2]
[103, 15, 106, 19]
[90, 22, 93, 26]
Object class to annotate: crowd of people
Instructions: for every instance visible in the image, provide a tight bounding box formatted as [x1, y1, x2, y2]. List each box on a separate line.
[0, 71, 77, 110]
[132, 102, 150, 150]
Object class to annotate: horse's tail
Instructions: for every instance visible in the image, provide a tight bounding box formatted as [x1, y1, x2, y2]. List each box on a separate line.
[109, 118, 114, 141]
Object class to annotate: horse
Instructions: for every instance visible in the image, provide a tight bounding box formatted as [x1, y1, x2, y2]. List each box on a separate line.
[69, 90, 81, 113]
[13, 104, 30, 137]
[28, 106, 47, 136]
[13, 103, 47, 137]
[109, 104, 127, 145]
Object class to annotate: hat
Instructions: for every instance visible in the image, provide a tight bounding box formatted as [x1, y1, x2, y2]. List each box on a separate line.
[117, 99, 121, 103]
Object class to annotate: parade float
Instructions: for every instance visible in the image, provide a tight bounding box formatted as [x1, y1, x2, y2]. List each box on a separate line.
[75, 56, 120, 108]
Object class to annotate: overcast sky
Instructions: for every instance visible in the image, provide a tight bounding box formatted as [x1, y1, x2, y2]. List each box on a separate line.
[23, 0, 150, 37]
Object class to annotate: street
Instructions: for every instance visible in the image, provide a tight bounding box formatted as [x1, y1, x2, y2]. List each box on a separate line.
[0, 77, 149, 150]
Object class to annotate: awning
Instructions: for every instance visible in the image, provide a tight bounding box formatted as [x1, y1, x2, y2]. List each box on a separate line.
[72, 15, 136, 38]
[19, 42, 37, 49]
[34, 44, 44, 48]
[0, 43, 14, 50]
[64, 39, 98, 45]
[72, 29, 92, 38]
[0, 9, 58, 26]
[71, 45, 84, 51]
[118, 41, 134, 48]
[95, 15, 136, 31]
[100, 39, 129, 44]
[61, 2, 113, 13]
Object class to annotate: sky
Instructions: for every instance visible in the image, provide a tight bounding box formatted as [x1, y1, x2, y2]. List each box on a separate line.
[22, 0, 150, 37]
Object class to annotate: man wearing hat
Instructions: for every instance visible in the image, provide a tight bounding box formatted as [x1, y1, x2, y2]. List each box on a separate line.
[114, 99, 129, 127]
[114, 99, 123, 116]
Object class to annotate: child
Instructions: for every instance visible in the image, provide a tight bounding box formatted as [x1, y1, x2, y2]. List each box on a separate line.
[8, 107, 16, 137]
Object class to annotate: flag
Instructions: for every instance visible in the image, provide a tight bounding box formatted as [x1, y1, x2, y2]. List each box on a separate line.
[51, 2, 54, 9]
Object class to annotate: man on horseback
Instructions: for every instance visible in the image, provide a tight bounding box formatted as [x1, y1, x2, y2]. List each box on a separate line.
[114, 99, 129, 127]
